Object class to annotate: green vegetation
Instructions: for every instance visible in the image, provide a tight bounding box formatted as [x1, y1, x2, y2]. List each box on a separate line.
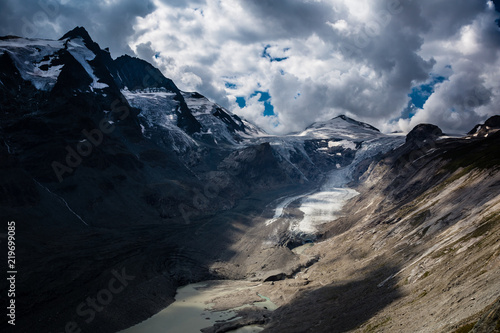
[417, 290, 428, 299]
[393, 188, 440, 222]
[443, 134, 500, 173]
[452, 321, 476, 333]
[458, 212, 500, 246]
[394, 203, 420, 221]
[428, 166, 475, 196]
[410, 209, 431, 227]
[471, 212, 500, 238]
[432, 212, 499, 258]
[432, 244, 459, 258]
[364, 316, 392, 332]
[421, 225, 431, 237]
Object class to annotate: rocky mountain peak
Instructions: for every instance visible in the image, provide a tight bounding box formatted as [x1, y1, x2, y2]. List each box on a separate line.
[60, 26, 93, 44]
[468, 115, 500, 137]
[406, 123, 443, 144]
[298, 114, 382, 141]
[114, 54, 180, 92]
[484, 115, 500, 128]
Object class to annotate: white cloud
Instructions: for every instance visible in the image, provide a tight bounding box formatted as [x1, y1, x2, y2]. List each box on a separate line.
[2, 0, 499, 134]
[410, 1, 500, 133]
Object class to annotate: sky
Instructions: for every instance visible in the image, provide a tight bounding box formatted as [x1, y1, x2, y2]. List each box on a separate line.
[1, 0, 500, 134]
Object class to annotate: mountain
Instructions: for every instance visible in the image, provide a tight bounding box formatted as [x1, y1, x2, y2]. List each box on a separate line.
[1, 27, 499, 333]
[467, 114, 500, 138]
[263, 118, 500, 333]
[297, 114, 381, 140]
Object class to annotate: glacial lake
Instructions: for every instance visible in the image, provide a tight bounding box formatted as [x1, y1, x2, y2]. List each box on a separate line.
[120, 281, 276, 333]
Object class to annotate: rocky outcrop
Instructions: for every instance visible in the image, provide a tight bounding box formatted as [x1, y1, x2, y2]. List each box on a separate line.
[468, 115, 500, 137]
[405, 123, 443, 145]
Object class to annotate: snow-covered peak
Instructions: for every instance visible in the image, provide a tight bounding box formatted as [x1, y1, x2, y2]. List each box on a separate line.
[0, 37, 66, 91]
[64, 37, 108, 90]
[296, 115, 382, 140]
[0, 35, 108, 91]
[182, 92, 267, 141]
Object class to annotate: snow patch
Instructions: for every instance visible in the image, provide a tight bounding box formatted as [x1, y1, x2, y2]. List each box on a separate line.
[328, 140, 356, 150]
[0, 38, 66, 90]
[122, 89, 198, 152]
[66, 38, 108, 90]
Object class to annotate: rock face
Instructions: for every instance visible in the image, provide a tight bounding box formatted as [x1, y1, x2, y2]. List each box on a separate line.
[468, 115, 500, 137]
[405, 123, 443, 145]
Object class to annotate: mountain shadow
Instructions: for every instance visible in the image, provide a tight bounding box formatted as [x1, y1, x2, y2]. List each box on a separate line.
[264, 264, 402, 333]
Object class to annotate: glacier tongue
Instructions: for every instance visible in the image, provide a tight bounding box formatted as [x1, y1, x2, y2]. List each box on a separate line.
[293, 167, 359, 234]
[268, 135, 405, 236]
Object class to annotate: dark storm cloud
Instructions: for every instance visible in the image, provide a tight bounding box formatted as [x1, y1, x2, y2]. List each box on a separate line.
[419, 0, 489, 40]
[240, 0, 343, 39]
[157, 0, 204, 8]
[135, 41, 156, 61]
[0, 0, 156, 57]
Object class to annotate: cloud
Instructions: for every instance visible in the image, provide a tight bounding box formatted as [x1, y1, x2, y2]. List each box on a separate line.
[404, 1, 500, 133]
[2, 0, 500, 134]
[128, 0, 500, 134]
[0, 0, 156, 57]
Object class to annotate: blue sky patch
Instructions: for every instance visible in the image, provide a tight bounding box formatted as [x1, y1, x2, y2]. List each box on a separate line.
[262, 45, 289, 62]
[408, 75, 446, 108]
[236, 96, 246, 108]
[251, 90, 275, 116]
[236, 91, 275, 116]
[400, 74, 447, 119]
[225, 82, 237, 89]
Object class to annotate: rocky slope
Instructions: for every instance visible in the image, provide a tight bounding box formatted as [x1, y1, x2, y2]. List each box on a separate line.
[119, 120, 500, 333]
[257, 121, 500, 333]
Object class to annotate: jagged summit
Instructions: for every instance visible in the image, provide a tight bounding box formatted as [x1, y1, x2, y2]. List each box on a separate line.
[59, 26, 93, 43]
[114, 54, 180, 92]
[0, 28, 267, 140]
[335, 115, 380, 132]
